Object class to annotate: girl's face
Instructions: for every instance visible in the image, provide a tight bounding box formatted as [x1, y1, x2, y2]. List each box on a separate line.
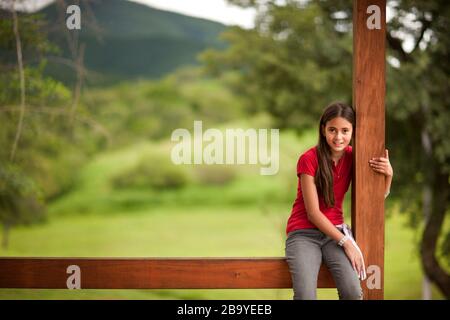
[322, 117, 353, 155]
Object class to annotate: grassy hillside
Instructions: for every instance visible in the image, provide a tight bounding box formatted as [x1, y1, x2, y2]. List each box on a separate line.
[47, 123, 312, 216]
[37, 0, 227, 84]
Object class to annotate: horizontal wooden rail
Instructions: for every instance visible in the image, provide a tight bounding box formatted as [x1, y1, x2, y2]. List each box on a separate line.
[0, 257, 335, 289]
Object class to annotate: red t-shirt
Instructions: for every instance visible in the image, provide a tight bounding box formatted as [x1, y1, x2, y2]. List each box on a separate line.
[286, 145, 353, 234]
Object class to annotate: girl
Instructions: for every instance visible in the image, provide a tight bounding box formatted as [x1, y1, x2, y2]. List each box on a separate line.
[285, 102, 393, 300]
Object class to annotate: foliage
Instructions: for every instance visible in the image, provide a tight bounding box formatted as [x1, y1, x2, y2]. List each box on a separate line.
[0, 12, 59, 62]
[201, 1, 353, 130]
[0, 9, 99, 246]
[0, 164, 46, 237]
[112, 153, 190, 190]
[192, 164, 237, 186]
[81, 67, 246, 145]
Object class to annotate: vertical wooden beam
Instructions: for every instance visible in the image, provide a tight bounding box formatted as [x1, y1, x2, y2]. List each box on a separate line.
[352, 0, 386, 300]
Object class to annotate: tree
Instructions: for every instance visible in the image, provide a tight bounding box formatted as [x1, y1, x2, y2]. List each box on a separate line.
[0, 2, 103, 248]
[0, 164, 45, 249]
[0, 6, 57, 248]
[202, 0, 353, 130]
[384, 0, 450, 298]
[201, 0, 450, 298]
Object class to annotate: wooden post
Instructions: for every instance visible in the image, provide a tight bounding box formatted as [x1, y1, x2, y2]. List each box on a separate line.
[352, 0, 386, 300]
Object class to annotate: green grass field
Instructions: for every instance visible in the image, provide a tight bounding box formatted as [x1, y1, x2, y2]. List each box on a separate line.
[0, 205, 444, 299]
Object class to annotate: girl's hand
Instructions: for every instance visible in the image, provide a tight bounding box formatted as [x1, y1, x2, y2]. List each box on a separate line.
[369, 149, 393, 177]
[342, 240, 364, 276]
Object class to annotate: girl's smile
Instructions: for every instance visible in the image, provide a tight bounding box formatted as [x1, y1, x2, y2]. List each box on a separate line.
[322, 117, 353, 160]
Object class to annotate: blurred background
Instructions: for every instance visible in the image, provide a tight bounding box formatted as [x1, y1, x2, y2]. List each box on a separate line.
[0, 0, 448, 300]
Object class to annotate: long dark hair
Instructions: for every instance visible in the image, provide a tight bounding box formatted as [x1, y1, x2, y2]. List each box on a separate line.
[315, 102, 355, 208]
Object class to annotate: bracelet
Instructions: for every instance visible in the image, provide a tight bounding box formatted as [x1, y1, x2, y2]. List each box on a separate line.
[338, 235, 349, 247]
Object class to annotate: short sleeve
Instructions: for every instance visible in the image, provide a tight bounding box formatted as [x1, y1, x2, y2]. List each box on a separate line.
[297, 150, 318, 178]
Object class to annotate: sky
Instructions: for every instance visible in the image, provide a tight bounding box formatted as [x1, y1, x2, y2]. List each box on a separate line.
[129, 0, 256, 28]
[1, 0, 256, 28]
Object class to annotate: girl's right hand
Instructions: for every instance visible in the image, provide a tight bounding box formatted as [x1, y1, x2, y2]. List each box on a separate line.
[342, 240, 364, 276]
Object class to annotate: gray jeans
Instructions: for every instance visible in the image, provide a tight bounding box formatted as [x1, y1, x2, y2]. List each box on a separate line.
[285, 228, 363, 300]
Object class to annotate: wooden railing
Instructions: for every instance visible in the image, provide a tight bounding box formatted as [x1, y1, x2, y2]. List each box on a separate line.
[0, 257, 336, 289]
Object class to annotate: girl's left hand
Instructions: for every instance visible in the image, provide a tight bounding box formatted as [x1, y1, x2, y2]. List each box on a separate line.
[369, 149, 393, 177]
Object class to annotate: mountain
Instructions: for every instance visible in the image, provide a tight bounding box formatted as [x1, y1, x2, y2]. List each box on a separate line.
[37, 0, 227, 85]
